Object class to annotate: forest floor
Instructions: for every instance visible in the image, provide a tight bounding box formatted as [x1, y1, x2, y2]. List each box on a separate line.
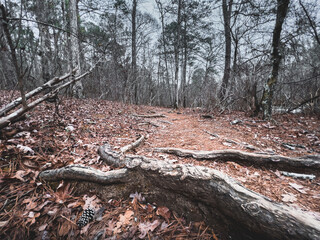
[0, 91, 320, 239]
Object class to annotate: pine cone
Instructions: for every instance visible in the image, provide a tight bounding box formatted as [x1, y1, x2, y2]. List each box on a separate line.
[77, 208, 95, 227]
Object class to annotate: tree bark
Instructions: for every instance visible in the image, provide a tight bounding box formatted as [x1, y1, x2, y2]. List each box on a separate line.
[132, 0, 138, 104]
[40, 146, 320, 240]
[35, 0, 52, 85]
[218, 0, 233, 102]
[0, 4, 27, 108]
[174, 0, 182, 108]
[155, 0, 173, 106]
[70, 0, 84, 98]
[261, 0, 290, 119]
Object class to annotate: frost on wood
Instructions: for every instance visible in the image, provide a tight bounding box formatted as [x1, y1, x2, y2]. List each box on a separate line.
[154, 147, 320, 171]
[40, 145, 320, 240]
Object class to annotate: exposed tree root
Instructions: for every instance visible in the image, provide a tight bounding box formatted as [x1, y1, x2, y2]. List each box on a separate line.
[120, 135, 145, 153]
[133, 114, 166, 118]
[154, 147, 320, 172]
[40, 145, 320, 240]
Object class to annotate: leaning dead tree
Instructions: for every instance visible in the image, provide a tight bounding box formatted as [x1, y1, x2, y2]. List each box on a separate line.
[0, 62, 100, 130]
[40, 144, 320, 239]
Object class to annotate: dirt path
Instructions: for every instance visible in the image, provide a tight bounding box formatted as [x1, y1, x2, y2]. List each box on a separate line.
[131, 109, 320, 214]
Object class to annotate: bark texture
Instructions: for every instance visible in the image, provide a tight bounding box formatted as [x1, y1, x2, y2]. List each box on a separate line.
[40, 146, 320, 240]
[261, 0, 290, 119]
[219, 0, 233, 102]
[70, 0, 84, 98]
[154, 147, 320, 172]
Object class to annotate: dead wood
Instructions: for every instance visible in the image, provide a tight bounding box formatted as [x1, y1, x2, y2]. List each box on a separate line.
[120, 135, 145, 153]
[0, 69, 76, 117]
[0, 64, 96, 130]
[133, 114, 166, 118]
[154, 147, 320, 171]
[40, 146, 320, 240]
[203, 130, 219, 138]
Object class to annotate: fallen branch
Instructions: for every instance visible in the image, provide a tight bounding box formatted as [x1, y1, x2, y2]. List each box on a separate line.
[120, 135, 145, 153]
[0, 68, 77, 117]
[154, 147, 320, 171]
[288, 94, 320, 113]
[133, 114, 166, 118]
[0, 63, 98, 130]
[40, 146, 320, 239]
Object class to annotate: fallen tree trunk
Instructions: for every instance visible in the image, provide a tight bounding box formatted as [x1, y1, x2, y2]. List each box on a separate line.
[40, 146, 320, 240]
[0, 68, 76, 117]
[154, 147, 320, 172]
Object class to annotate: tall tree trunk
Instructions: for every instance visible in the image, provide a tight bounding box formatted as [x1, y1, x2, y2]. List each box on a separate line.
[155, 0, 173, 106]
[182, 20, 187, 108]
[219, 0, 232, 102]
[0, 3, 27, 108]
[35, 0, 52, 85]
[70, 0, 84, 98]
[261, 0, 290, 119]
[132, 0, 137, 104]
[174, 0, 182, 108]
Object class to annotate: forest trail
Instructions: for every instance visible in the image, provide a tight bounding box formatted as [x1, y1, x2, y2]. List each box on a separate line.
[1, 94, 320, 239]
[133, 109, 320, 214]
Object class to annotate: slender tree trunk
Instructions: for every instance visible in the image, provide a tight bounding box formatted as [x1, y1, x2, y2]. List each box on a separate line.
[0, 3, 27, 108]
[174, 0, 182, 108]
[132, 0, 137, 104]
[261, 0, 290, 119]
[182, 20, 187, 108]
[35, 0, 52, 85]
[155, 0, 173, 106]
[70, 0, 84, 98]
[219, 0, 232, 102]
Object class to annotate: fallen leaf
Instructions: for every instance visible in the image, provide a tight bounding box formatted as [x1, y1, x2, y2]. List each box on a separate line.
[0, 220, 9, 227]
[58, 221, 72, 236]
[156, 206, 171, 222]
[23, 197, 37, 210]
[39, 223, 47, 231]
[119, 210, 134, 226]
[13, 170, 28, 182]
[16, 144, 34, 155]
[138, 220, 161, 239]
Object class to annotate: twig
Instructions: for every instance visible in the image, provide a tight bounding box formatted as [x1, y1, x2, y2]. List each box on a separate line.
[61, 215, 77, 226]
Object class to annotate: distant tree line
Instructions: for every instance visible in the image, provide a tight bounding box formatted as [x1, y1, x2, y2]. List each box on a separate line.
[0, 0, 319, 118]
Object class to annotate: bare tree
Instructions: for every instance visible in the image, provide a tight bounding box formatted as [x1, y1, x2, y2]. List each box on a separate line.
[70, 0, 84, 98]
[261, 0, 290, 119]
[218, 0, 233, 102]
